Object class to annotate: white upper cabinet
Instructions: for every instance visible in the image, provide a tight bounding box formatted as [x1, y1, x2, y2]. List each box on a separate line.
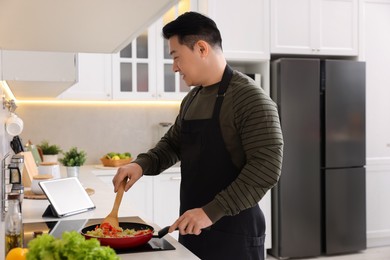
[271, 0, 358, 56]
[113, 0, 195, 100]
[58, 53, 112, 100]
[155, 0, 197, 100]
[112, 27, 158, 100]
[199, 0, 270, 61]
[1, 50, 78, 100]
[197, 0, 271, 95]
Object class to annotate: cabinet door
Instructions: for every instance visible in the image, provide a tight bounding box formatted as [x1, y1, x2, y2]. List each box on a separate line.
[125, 176, 154, 221]
[153, 173, 181, 240]
[58, 53, 112, 100]
[200, 0, 269, 60]
[271, 0, 358, 55]
[155, 0, 195, 100]
[316, 0, 358, 55]
[112, 1, 194, 101]
[97, 175, 154, 221]
[112, 27, 157, 100]
[270, 0, 313, 54]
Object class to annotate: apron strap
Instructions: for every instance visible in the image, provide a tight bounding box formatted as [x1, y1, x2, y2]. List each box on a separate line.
[213, 65, 234, 120]
[181, 64, 234, 120]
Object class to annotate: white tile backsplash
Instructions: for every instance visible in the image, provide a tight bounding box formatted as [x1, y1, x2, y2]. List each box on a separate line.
[16, 103, 179, 165]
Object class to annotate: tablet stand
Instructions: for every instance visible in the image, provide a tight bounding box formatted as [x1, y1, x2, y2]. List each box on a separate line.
[42, 204, 59, 218]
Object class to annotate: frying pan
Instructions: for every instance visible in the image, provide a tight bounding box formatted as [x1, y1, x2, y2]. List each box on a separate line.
[81, 222, 170, 249]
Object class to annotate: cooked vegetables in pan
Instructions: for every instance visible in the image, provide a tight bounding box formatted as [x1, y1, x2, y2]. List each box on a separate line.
[86, 222, 152, 238]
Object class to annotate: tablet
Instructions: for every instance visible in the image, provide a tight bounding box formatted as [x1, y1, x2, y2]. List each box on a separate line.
[39, 177, 96, 218]
[49, 219, 88, 238]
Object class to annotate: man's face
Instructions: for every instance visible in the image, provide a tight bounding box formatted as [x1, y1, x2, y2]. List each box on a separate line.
[168, 36, 203, 87]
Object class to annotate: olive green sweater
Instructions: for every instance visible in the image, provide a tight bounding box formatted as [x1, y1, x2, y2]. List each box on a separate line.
[134, 70, 284, 223]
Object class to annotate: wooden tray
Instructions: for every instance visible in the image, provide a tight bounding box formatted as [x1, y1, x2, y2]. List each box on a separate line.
[24, 188, 95, 200]
[100, 157, 131, 167]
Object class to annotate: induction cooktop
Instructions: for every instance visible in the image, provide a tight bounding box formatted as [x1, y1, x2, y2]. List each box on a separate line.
[23, 216, 175, 254]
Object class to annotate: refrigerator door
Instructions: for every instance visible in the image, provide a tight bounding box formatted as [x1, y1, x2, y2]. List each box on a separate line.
[270, 58, 321, 258]
[324, 60, 366, 168]
[324, 167, 367, 254]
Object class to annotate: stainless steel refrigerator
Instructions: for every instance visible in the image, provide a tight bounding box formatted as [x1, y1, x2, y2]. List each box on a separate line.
[269, 58, 366, 258]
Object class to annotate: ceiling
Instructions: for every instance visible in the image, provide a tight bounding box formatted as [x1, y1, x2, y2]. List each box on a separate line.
[0, 0, 178, 53]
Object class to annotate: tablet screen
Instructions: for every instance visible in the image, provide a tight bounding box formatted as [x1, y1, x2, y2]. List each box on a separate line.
[49, 219, 88, 238]
[39, 177, 96, 217]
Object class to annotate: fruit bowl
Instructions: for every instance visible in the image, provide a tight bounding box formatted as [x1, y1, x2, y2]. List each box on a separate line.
[100, 157, 132, 167]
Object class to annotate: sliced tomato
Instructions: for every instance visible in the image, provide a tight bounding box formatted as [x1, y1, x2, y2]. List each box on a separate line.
[93, 223, 152, 238]
[133, 229, 152, 236]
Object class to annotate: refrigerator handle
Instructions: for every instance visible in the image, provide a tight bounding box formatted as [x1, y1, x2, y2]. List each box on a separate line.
[320, 61, 326, 93]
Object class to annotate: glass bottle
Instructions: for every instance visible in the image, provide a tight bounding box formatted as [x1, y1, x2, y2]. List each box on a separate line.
[4, 194, 23, 255]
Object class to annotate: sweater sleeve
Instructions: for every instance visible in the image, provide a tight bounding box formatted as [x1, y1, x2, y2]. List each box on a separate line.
[133, 114, 181, 175]
[203, 85, 284, 223]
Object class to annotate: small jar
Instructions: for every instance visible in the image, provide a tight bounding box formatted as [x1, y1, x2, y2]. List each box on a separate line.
[31, 174, 53, 195]
[38, 162, 61, 179]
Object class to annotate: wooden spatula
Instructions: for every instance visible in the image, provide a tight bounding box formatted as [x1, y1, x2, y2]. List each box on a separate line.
[101, 179, 126, 230]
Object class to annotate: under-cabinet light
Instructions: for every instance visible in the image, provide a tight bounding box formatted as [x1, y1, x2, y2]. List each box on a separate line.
[15, 99, 181, 107]
[0, 81, 181, 106]
[0, 81, 17, 101]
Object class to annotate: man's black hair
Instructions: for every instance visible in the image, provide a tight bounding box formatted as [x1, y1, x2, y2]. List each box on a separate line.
[162, 11, 223, 50]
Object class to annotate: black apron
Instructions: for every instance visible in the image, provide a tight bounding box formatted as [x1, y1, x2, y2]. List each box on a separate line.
[179, 65, 266, 260]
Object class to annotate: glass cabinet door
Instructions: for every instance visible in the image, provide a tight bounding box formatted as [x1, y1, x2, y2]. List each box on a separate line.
[113, 0, 195, 100]
[113, 28, 156, 100]
[156, 0, 195, 100]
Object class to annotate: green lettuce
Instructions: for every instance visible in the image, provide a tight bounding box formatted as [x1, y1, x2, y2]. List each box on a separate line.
[26, 231, 119, 260]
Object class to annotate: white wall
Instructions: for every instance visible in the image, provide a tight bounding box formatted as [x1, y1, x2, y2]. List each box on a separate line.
[360, 0, 390, 247]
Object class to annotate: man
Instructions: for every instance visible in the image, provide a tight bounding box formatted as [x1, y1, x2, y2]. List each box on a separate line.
[113, 11, 283, 259]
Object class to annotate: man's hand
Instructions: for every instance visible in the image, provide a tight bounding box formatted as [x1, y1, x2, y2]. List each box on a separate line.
[168, 208, 212, 235]
[112, 163, 143, 192]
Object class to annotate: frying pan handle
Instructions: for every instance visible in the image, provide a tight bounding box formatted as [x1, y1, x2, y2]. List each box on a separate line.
[154, 226, 211, 239]
[154, 226, 171, 238]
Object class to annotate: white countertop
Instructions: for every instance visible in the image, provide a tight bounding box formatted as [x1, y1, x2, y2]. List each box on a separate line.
[19, 165, 198, 260]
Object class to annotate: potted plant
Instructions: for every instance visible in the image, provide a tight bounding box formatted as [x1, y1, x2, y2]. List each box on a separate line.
[59, 147, 87, 178]
[38, 140, 62, 163]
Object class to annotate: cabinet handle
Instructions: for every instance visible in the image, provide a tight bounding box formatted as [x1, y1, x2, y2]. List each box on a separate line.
[170, 176, 181, 181]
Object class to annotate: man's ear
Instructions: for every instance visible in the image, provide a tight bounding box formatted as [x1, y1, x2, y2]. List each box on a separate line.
[196, 40, 209, 57]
